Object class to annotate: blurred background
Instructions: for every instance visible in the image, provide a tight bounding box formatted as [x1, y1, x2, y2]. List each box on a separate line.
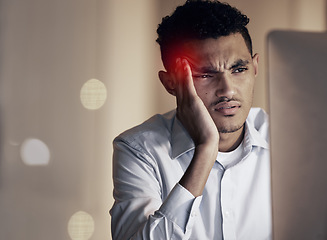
[0, 0, 326, 239]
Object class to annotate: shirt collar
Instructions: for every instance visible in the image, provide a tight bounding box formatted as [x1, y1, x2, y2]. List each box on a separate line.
[170, 111, 269, 159]
[243, 119, 270, 150]
[171, 113, 195, 159]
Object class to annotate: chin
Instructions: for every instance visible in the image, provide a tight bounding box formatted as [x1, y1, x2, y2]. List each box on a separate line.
[218, 126, 243, 134]
[216, 120, 245, 134]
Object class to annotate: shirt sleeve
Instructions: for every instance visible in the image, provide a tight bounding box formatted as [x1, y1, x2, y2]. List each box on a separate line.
[110, 137, 202, 240]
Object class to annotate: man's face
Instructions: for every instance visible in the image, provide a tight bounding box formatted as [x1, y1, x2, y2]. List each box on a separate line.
[180, 33, 258, 133]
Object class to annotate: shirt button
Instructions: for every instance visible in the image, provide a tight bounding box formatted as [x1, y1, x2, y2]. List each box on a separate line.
[224, 211, 230, 218]
[191, 211, 197, 217]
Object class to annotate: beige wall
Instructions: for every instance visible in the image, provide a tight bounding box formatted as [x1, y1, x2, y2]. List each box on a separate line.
[0, 0, 325, 239]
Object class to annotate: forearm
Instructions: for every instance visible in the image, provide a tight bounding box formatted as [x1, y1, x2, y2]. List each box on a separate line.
[112, 184, 201, 240]
[179, 142, 218, 197]
[111, 139, 203, 240]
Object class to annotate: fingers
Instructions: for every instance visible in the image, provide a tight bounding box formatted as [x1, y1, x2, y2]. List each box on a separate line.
[181, 59, 197, 98]
[174, 58, 184, 101]
[174, 58, 197, 102]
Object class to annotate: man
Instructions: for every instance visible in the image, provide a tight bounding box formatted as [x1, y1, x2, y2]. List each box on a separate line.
[110, 1, 271, 239]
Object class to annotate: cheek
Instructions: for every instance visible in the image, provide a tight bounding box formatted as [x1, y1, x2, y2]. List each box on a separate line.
[194, 80, 212, 93]
[241, 81, 255, 102]
[193, 84, 212, 103]
[198, 92, 214, 109]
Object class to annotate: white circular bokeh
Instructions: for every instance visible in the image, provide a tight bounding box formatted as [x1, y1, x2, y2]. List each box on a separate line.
[68, 211, 95, 240]
[20, 138, 50, 166]
[80, 79, 107, 110]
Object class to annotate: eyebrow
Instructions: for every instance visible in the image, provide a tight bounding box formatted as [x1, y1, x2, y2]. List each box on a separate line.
[189, 58, 250, 73]
[189, 64, 219, 74]
[229, 59, 250, 69]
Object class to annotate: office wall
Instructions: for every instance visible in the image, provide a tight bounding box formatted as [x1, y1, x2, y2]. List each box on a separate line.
[0, 0, 325, 239]
[0, 0, 157, 239]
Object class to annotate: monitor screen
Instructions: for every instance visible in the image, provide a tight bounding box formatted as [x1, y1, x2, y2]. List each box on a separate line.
[268, 30, 327, 240]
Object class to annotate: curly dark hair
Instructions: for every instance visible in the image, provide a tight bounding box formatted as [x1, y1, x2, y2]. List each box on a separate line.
[156, 0, 252, 70]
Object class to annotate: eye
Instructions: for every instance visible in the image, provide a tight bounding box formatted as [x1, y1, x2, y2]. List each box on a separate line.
[232, 67, 248, 73]
[192, 74, 213, 79]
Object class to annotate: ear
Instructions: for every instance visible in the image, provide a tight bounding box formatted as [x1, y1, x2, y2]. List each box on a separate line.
[158, 70, 176, 96]
[252, 53, 259, 77]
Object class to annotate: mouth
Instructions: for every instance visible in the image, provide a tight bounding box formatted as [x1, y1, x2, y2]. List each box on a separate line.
[214, 101, 241, 116]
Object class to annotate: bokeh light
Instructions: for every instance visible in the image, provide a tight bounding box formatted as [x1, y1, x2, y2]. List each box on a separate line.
[68, 211, 95, 240]
[20, 138, 50, 166]
[80, 79, 107, 110]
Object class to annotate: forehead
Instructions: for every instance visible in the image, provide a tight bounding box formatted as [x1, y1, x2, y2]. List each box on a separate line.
[180, 33, 251, 66]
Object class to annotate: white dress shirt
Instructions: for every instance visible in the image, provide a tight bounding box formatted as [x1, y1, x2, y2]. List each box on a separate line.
[110, 108, 271, 240]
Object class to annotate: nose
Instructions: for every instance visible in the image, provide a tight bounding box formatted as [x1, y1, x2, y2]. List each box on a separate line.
[215, 73, 235, 99]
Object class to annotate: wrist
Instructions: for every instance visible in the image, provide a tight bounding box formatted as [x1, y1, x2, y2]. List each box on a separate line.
[195, 135, 219, 150]
[194, 142, 218, 162]
[179, 142, 218, 197]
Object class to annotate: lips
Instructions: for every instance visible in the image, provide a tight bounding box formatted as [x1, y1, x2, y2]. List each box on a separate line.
[214, 101, 241, 115]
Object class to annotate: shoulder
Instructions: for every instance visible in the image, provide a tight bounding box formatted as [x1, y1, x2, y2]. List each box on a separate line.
[114, 110, 176, 146]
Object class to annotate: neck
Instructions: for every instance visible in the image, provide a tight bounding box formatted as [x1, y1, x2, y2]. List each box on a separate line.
[218, 125, 245, 152]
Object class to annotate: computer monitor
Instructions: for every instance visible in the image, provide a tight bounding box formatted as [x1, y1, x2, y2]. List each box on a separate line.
[268, 30, 327, 240]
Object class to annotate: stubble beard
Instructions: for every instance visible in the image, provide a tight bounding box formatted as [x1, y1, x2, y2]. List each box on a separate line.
[218, 124, 244, 134]
[217, 118, 245, 134]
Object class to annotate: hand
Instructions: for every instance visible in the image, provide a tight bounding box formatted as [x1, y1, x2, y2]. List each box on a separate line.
[173, 58, 219, 147]
[173, 58, 219, 196]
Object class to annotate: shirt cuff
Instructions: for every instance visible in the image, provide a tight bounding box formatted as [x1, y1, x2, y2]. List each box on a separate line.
[158, 183, 202, 232]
